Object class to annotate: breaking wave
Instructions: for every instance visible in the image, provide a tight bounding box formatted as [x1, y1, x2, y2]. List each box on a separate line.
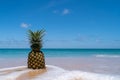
[0, 65, 120, 80]
[95, 54, 120, 58]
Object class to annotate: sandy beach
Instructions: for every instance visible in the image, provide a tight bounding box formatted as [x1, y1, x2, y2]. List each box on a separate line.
[0, 57, 120, 80]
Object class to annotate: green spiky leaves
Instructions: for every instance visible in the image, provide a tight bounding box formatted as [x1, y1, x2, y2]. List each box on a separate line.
[28, 29, 45, 50]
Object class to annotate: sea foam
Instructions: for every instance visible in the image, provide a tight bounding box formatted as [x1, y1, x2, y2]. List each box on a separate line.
[95, 54, 120, 58]
[0, 65, 120, 80]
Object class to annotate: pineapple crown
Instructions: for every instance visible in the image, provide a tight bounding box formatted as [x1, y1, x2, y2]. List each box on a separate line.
[28, 29, 45, 50]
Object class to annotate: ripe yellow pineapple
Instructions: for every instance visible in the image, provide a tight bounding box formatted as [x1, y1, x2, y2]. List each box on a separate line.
[27, 29, 45, 69]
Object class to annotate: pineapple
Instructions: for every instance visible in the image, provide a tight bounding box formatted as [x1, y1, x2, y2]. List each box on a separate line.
[27, 29, 46, 69]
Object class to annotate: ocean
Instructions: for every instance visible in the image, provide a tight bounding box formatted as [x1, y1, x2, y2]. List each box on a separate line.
[0, 48, 120, 58]
[0, 48, 120, 80]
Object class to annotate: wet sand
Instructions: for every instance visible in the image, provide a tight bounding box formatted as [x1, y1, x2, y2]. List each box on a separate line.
[0, 57, 120, 80]
[0, 57, 94, 80]
[0, 57, 120, 73]
[0, 57, 99, 70]
[16, 69, 46, 80]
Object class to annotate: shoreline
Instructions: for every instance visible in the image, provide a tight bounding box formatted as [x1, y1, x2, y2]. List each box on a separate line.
[0, 65, 120, 80]
[0, 56, 120, 80]
[0, 57, 120, 75]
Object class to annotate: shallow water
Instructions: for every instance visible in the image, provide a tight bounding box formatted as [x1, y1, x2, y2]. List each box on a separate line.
[0, 65, 120, 80]
[45, 57, 120, 75]
[0, 49, 120, 80]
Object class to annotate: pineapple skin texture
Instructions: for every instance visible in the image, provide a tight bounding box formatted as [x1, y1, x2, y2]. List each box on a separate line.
[28, 51, 45, 69]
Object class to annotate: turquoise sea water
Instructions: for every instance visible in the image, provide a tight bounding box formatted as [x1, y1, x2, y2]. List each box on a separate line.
[0, 48, 120, 58]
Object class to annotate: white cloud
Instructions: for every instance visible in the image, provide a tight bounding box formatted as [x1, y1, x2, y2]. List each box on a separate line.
[62, 9, 70, 15]
[45, 0, 69, 9]
[53, 8, 70, 15]
[21, 23, 31, 28]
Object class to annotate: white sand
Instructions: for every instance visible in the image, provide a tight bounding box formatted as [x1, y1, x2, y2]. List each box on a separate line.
[0, 65, 119, 80]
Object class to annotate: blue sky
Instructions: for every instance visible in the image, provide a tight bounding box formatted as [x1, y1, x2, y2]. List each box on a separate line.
[0, 0, 120, 48]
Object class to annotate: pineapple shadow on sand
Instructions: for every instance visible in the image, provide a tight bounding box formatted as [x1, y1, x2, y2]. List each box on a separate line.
[27, 29, 46, 69]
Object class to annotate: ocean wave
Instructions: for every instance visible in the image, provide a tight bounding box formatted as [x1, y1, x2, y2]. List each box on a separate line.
[95, 54, 120, 58]
[0, 65, 120, 80]
[52, 71, 120, 80]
